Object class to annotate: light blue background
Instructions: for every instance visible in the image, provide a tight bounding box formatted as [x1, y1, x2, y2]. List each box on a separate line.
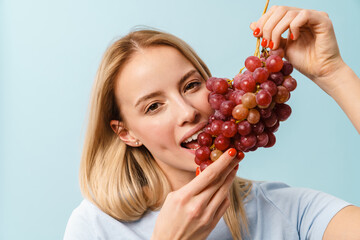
[1, 0, 359, 239]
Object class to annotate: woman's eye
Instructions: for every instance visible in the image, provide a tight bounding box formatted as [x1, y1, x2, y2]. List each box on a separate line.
[145, 103, 160, 114]
[185, 81, 201, 92]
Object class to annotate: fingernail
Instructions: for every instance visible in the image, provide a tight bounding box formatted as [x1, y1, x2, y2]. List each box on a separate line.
[269, 40, 274, 49]
[290, 33, 294, 40]
[235, 164, 239, 170]
[236, 151, 245, 161]
[196, 167, 200, 176]
[261, 38, 267, 47]
[228, 148, 236, 157]
[253, 27, 260, 36]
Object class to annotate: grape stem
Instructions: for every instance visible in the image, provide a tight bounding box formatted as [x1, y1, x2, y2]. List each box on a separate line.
[254, 0, 270, 58]
[239, 0, 270, 74]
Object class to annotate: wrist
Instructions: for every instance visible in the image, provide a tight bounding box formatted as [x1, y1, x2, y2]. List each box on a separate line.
[312, 60, 349, 97]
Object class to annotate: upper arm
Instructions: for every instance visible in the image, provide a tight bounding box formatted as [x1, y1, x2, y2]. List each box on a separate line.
[323, 205, 360, 240]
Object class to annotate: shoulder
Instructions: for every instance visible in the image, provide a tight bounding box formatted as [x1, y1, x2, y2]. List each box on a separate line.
[63, 199, 101, 239]
[64, 199, 127, 240]
[245, 181, 352, 239]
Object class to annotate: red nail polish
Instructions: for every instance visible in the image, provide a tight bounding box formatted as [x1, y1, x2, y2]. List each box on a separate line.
[290, 33, 294, 40]
[261, 38, 267, 47]
[228, 148, 237, 157]
[236, 151, 245, 161]
[253, 27, 260, 36]
[196, 167, 200, 176]
[268, 40, 274, 49]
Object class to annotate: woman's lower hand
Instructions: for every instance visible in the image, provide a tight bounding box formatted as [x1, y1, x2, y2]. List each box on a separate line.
[151, 148, 241, 240]
[250, 6, 346, 95]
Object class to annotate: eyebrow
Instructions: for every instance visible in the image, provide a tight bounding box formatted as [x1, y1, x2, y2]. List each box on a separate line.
[134, 69, 199, 108]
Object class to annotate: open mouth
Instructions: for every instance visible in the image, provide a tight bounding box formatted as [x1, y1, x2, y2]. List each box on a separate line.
[181, 139, 200, 150]
[180, 130, 202, 150]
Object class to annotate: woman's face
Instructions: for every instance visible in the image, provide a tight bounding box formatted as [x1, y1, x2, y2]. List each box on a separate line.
[114, 46, 213, 186]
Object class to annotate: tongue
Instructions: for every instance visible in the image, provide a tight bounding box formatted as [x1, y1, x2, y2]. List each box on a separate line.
[183, 140, 200, 150]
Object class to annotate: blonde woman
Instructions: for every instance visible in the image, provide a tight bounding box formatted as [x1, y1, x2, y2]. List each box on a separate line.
[64, 6, 360, 240]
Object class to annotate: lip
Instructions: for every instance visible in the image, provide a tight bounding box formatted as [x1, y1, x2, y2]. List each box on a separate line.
[179, 121, 208, 147]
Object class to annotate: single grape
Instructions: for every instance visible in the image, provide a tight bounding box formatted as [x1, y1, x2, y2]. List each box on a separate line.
[275, 103, 292, 121]
[282, 76, 297, 92]
[240, 74, 256, 92]
[256, 89, 272, 108]
[256, 132, 269, 147]
[200, 160, 213, 171]
[233, 73, 245, 90]
[221, 121, 238, 138]
[258, 107, 272, 118]
[247, 109, 261, 124]
[253, 67, 269, 83]
[213, 110, 227, 121]
[237, 120, 252, 136]
[206, 77, 217, 91]
[214, 134, 231, 151]
[224, 88, 234, 100]
[195, 146, 211, 161]
[281, 61, 293, 76]
[269, 72, 284, 85]
[234, 139, 248, 152]
[266, 55, 284, 73]
[208, 93, 226, 110]
[264, 131, 276, 148]
[263, 112, 278, 128]
[212, 78, 228, 94]
[232, 104, 249, 120]
[260, 80, 277, 96]
[195, 157, 203, 165]
[240, 133, 257, 149]
[252, 120, 265, 134]
[245, 56, 262, 72]
[210, 149, 223, 161]
[204, 124, 212, 134]
[208, 114, 216, 124]
[274, 86, 290, 103]
[229, 90, 245, 105]
[220, 100, 236, 117]
[197, 132, 213, 146]
[241, 92, 257, 109]
[210, 119, 224, 136]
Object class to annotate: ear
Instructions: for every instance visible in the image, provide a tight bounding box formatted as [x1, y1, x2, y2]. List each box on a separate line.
[110, 120, 142, 147]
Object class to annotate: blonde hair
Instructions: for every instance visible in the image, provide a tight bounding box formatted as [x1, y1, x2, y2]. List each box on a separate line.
[80, 29, 253, 239]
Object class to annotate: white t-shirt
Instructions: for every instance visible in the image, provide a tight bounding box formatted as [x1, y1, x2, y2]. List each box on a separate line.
[64, 181, 351, 239]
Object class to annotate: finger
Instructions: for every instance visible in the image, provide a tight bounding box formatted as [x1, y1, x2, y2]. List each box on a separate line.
[205, 168, 237, 217]
[211, 194, 230, 226]
[261, 7, 288, 46]
[289, 9, 331, 41]
[270, 10, 300, 49]
[183, 148, 239, 196]
[252, 5, 277, 37]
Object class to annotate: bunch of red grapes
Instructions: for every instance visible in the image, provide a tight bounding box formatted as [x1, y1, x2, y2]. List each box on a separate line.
[195, 49, 297, 175]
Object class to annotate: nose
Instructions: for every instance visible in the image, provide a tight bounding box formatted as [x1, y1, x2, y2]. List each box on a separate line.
[174, 97, 200, 126]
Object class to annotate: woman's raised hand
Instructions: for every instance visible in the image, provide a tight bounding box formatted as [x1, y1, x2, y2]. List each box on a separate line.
[250, 6, 344, 94]
[151, 149, 241, 240]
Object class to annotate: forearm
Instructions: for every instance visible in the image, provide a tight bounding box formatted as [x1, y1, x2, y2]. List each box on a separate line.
[321, 63, 360, 134]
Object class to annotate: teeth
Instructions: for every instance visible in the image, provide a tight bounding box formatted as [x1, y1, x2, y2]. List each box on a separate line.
[183, 130, 202, 144]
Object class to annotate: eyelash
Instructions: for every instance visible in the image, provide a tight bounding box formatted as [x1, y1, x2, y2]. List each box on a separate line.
[184, 81, 201, 92]
[144, 80, 202, 114]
